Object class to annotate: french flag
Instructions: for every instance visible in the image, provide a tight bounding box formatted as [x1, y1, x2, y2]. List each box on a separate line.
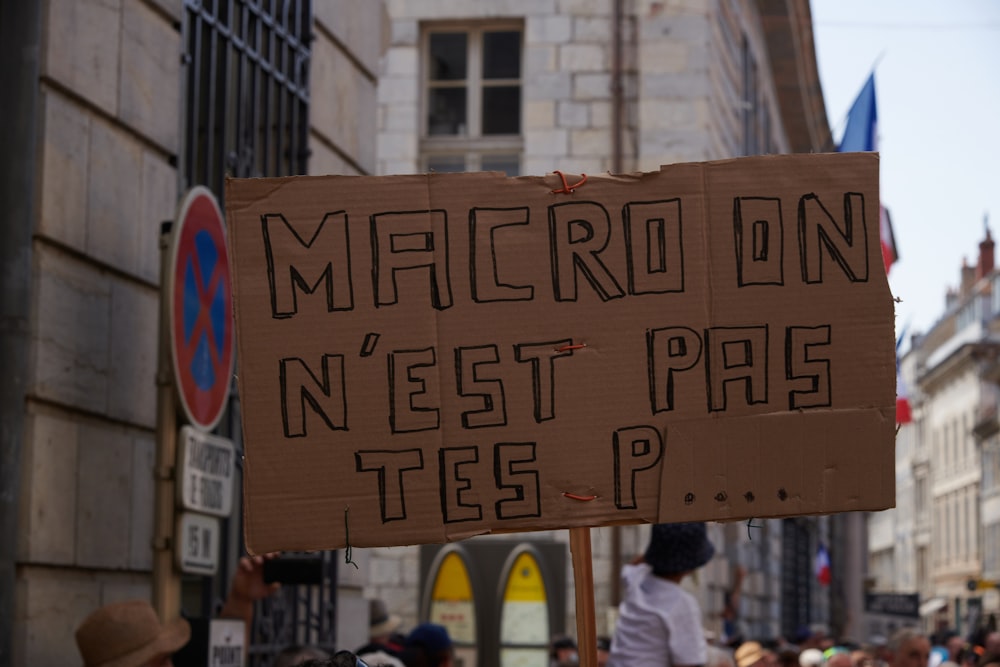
[815, 543, 831, 586]
[838, 73, 899, 276]
[895, 329, 913, 425]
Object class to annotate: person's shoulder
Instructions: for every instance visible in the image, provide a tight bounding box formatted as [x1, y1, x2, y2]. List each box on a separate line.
[357, 649, 406, 667]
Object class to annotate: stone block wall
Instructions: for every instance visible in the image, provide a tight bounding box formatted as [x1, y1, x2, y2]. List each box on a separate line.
[15, 0, 382, 663]
[14, 0, 182, 662]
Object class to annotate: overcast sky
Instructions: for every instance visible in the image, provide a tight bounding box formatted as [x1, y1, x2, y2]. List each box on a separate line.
[811, 0, 1000, 346]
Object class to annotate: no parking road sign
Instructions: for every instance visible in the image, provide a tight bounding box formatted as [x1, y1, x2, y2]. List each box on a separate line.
[169, 187, 234, 432]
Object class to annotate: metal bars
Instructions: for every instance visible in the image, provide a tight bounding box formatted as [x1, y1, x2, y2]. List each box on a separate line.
[183, 0, 311, 198]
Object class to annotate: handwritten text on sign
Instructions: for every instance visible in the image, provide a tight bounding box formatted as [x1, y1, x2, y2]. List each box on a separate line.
[226, 154, 895, 553]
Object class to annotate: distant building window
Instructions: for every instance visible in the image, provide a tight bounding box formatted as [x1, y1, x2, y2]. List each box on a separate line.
[422, 24, 523, 175]
[740, 36, 772, 156]
[182, 0, 312, 196]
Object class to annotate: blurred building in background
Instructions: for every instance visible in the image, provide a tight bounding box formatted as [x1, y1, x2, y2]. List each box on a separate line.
[870, 227, 1000, 639]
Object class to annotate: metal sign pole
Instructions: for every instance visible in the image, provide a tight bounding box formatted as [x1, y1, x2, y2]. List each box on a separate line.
[153, 221, 181, 621]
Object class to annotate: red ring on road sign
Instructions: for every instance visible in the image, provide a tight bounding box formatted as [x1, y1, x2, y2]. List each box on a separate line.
[168, 187, 234, 431]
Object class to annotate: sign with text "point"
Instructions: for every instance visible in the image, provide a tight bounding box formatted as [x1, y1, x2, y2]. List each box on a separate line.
[169, 187, 234, 431]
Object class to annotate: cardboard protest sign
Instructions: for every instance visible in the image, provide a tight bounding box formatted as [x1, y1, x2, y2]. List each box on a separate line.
[225, 152, 895, 554]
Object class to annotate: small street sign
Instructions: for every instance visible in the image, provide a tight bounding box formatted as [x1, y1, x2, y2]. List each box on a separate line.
[176, 512, 221, 576]
[177, 426, 236, 517]
[208, 619, 245, 667]
[864, 592, 920, 618]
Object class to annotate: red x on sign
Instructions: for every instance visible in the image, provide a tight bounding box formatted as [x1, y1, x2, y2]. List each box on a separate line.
[168, 187, 234, 431]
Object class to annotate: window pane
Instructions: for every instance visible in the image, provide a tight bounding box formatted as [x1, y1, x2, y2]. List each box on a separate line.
[482, 86, 520, 135]
[427, 155, 467, 173]
[481, 154, 520, 176]
[483, 31, 521, 79]
[428, 87, 467, 135]
[430, 32, 467, 80]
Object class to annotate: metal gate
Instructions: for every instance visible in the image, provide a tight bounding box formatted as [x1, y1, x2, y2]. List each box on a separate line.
[180, 2, 333, 663]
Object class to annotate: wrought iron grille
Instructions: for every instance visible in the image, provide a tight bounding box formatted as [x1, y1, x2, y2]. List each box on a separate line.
[182, 0, 311, 198]
[781, 518, 813, 640]
[180, 2, 334, 664]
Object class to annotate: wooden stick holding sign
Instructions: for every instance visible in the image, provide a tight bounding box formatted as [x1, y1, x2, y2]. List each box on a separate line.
[570, 526, 598, 667]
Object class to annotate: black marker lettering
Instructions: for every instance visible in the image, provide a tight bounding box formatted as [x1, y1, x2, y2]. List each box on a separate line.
[455, 345, 507, 429]
[647, 326, 703, 414]
[798, 192, 869, 283]
[439, 446, 483, 523]
[355, 449, 423, 523]
[704, 326, 769, 412]
[786, 325, 832, 409]
[613, 426, 663, 510]
[261, 212, 353, 318]
[388, 348, 440, 433]
[733, 197, 783, 286]
[623, 199, 684, 294]
[548, 201, 625, 301]
[514, 340, 574, 423]
[279, 355, 347, 437]
[494, 442, 540, 520]
[371, 210, 453, 309]
[470, 207, 534, 302]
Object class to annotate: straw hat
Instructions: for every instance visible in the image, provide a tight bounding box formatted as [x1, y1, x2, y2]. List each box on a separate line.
[735, 641, 768, 667]
[76, 600, 191, 667]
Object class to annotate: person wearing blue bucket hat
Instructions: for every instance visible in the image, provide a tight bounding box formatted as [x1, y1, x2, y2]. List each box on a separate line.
[607, 522, 716, 667]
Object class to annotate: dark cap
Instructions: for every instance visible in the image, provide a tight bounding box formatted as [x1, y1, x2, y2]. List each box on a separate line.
[406, 623, 453, 654]
[644, 522, 715, 575]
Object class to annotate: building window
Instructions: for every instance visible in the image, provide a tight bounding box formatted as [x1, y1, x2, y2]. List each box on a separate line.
[740, 36, 770, 156]
[183, 0, 312, 197]
[422, 24, 523, 175]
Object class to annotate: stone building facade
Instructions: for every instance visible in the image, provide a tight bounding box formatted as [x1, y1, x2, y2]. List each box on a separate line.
[871, 231, 1000, 634]
[1, 1, 381, 664]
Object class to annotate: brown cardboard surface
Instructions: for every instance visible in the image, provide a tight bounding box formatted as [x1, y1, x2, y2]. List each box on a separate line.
[225, 152, 895, 554]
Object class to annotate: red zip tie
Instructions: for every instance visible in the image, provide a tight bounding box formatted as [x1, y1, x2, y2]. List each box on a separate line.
[550, 170, 588, 194]
[555, 343, 587, 352]
[563, 492, 598, 502]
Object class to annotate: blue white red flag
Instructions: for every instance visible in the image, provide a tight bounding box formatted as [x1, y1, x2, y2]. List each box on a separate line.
[815, 543, 831, 586]
[838, 73, 898, 276]
[895, 327, 913, 424]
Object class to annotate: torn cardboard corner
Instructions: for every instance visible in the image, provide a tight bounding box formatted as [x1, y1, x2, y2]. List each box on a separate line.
[225, 152, 896, 554]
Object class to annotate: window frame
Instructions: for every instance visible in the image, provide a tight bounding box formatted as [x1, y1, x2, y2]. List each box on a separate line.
[420, 21, 524, 175]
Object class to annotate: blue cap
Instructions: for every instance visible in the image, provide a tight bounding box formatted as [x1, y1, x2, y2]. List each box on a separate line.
[406, 623, 453, 654]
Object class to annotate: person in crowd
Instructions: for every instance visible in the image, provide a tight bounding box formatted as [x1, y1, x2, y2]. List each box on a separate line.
[550, 635, 579, 666]
[979, 652, 1000, 667]
[356, 599, 405, 667]
[721, 565, 747, 645]
[735, 641, 776, 667]
[401, 623, 454, 667]
[274, 645, 332, 667]
[596, 636, 611, 667]
[886, 628, 932, 667]
[827, 649, 853, 667]
[298, 652, 372, 667]
[606, 522, 716, 667]
[850, 647, 875, 667]
[800, 647, 826, 667]
[776, 647, 801, 667]
[708, 645, 737, 667]
[75, 554, 279, 667]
